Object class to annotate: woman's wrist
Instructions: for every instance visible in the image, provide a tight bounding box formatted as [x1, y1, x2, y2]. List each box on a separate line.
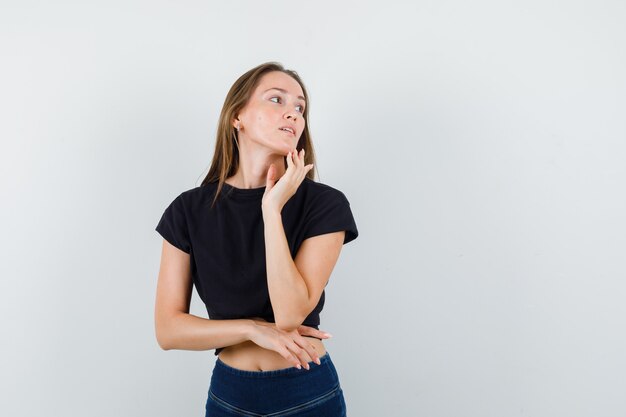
[261, 205, 282, 220]
[244, 318, 261, 340]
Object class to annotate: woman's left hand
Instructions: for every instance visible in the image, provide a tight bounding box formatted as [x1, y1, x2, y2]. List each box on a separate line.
[262, 148, 314, 214]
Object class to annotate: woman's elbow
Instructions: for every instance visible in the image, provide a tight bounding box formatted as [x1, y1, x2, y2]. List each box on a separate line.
[155, 316, 174, 350]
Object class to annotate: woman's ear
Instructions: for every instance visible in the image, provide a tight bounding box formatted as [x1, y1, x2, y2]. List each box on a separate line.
[232, 116, 240, 129]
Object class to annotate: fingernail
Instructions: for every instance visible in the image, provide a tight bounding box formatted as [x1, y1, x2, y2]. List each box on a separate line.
[296, 364, 301, 369]
[315, 358, 321, 365]
[324, 333, 333, 338]
[305, 364, 310, 370]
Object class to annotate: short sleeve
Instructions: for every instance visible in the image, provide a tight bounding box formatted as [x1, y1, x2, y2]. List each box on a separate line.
[302, 190, 359, 245]
[155, 194, 191, 254]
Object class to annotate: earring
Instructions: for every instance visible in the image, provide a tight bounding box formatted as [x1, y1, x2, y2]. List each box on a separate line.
[236, 123, 241, 132]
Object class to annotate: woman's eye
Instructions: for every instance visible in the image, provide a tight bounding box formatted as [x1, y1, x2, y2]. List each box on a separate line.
[270, 97, 304, 113]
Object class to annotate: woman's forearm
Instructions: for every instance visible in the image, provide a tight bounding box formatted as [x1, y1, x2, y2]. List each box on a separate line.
[262, 209, 309, 331]
[157, 313, 254, 351]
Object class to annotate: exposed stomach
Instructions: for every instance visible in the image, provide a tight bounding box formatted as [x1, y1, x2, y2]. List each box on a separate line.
[217, 337, 327, 371]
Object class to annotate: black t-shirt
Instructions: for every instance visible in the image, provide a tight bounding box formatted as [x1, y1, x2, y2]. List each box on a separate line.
[155, 176, 359, 355]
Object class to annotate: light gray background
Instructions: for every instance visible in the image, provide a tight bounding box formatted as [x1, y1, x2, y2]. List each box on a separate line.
[1, 1, 625, 416]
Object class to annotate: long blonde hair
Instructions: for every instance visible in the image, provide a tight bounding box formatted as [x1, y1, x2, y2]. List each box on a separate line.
[201, 62, 317, 208]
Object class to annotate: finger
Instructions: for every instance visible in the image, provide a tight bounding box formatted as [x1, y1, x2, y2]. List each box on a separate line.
[287, 339, 311, 370]
[290, 341, 309, 369]
[302, 163, 313, 178]
[292, 332, 319, 365]
[290, 333, 321, 367]
[278, 345, 301, 369]
[298, 325, 332, 339]
[300, 151, 311, 177]
[301, 341, 320, 366]
[319, 331, 332, 339]
[295, 149, 305, 177]
[299, 149, 305, 171]
[285, 153, 297, 180]
[278, 334, 304, 369]
[296, 324, 312, 336]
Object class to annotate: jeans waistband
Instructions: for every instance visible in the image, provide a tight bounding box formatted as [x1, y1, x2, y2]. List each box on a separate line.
[214, 351, 332, 379]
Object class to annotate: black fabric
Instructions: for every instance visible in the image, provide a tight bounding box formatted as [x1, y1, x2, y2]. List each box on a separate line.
[155, 177, 358, 355]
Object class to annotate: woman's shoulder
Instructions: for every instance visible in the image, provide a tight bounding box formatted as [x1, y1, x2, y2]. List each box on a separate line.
[301, 177, 350, 202]
[174, 184, 208, 200]
[169, 183, 219, 211]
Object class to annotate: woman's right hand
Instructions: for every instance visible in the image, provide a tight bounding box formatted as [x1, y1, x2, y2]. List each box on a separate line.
[248, 318, 332, 369]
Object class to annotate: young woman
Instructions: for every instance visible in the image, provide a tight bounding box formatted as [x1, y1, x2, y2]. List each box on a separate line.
[155, 62, 359, 416]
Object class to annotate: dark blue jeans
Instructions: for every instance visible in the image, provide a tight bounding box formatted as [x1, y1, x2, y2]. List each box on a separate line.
[205, 351, 347, 416]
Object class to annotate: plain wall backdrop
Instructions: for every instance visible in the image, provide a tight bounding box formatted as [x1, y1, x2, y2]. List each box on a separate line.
[1, 1, 625, 416]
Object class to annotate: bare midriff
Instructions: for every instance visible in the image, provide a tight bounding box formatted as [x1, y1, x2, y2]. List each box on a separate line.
[218, 337, 327, 371]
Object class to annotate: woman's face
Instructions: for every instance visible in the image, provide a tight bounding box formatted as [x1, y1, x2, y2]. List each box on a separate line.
[235, 71, 306, 155]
